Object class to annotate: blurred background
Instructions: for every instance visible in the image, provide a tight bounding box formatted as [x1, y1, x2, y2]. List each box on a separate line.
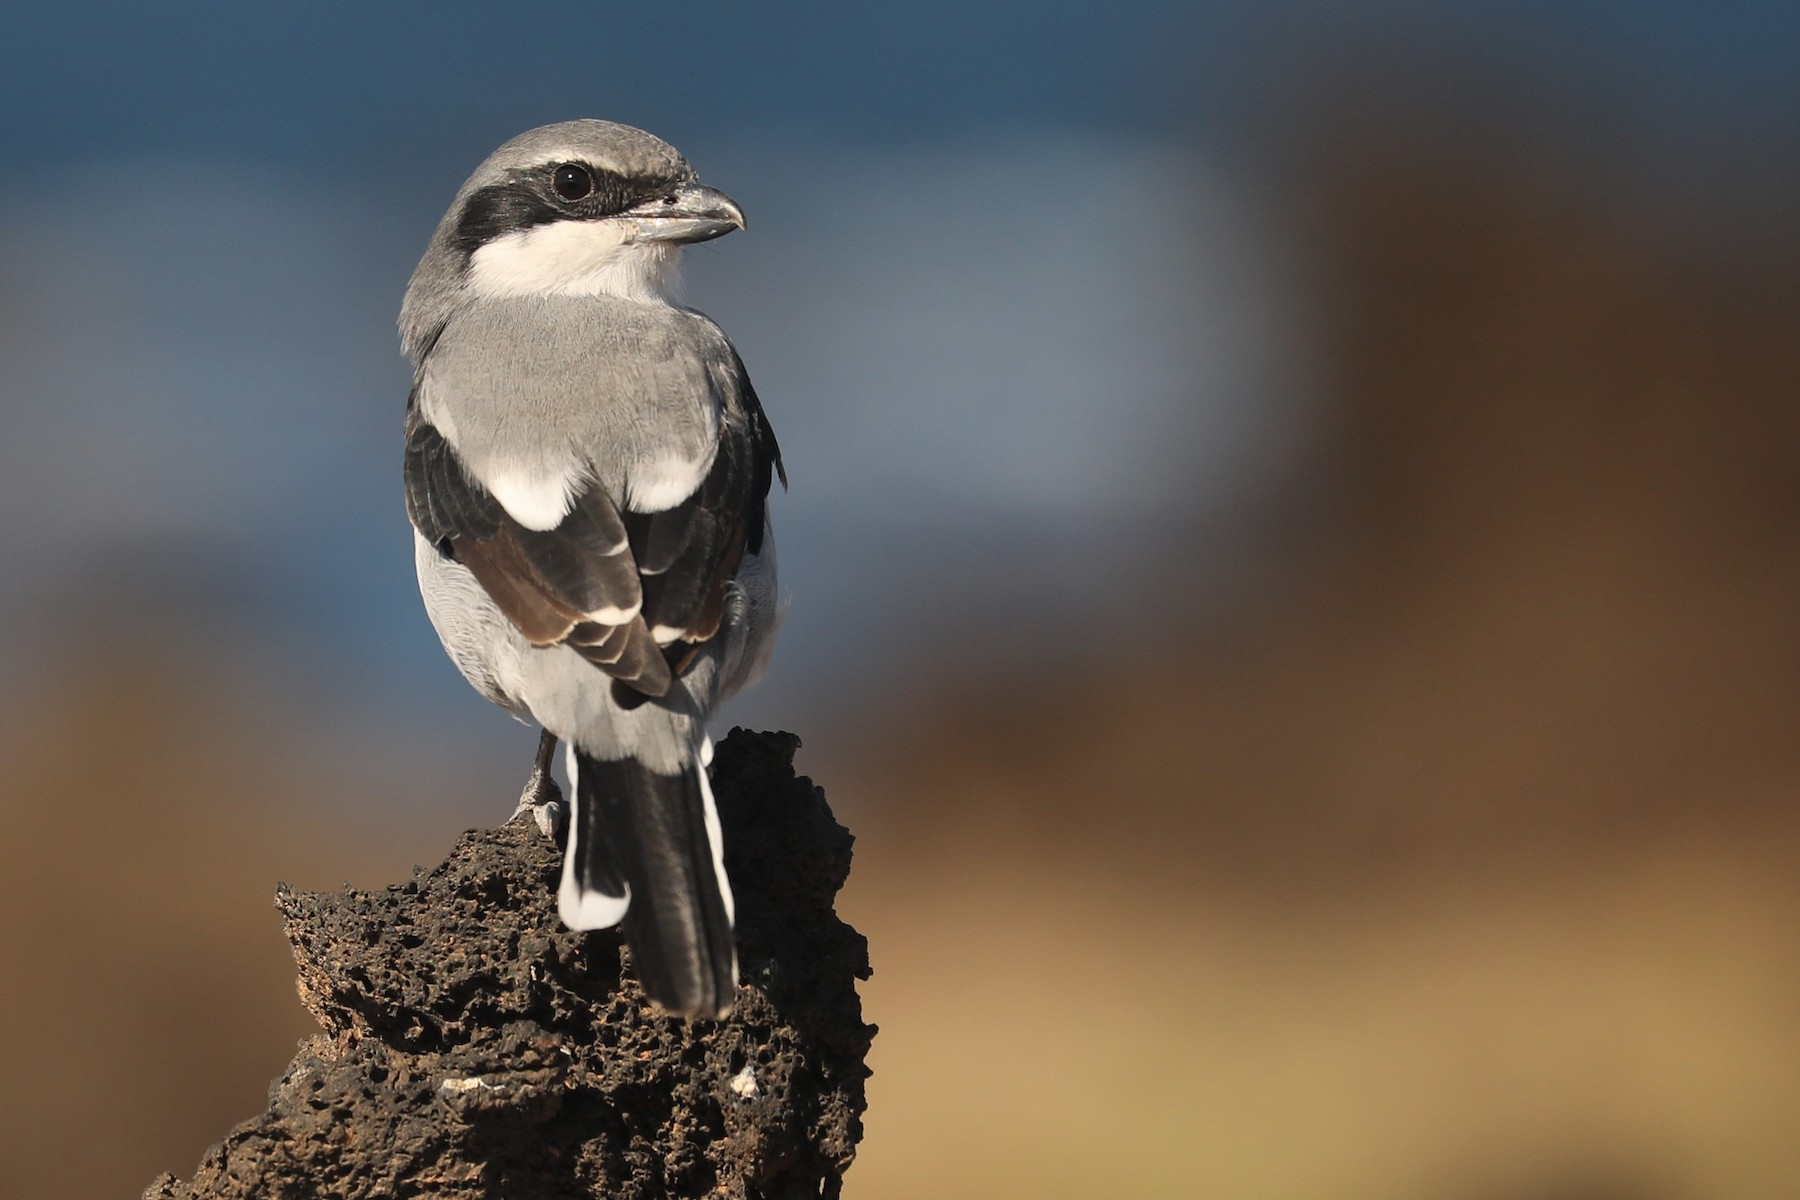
[3, 2, 1799, 1197]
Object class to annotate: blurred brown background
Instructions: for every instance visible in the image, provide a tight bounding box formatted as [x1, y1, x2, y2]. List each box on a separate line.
[3, 6, 1799, 1199]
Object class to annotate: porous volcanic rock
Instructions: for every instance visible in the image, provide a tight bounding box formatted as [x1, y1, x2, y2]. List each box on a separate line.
[145, 729, 873, 1200]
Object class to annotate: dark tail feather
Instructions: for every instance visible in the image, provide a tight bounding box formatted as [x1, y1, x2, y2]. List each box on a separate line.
[561, 749, 737, 1019]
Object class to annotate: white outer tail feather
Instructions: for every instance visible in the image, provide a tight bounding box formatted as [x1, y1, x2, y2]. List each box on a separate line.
[696, 750, 735, 925]
[557, 741, 629, 930]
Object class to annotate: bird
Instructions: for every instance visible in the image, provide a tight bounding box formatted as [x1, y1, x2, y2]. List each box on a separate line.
[398, 120, 784, 1019]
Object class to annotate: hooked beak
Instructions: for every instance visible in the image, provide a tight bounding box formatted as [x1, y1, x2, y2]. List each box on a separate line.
[626, 182, 746, 245]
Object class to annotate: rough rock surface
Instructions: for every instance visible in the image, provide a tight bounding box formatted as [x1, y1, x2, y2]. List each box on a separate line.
[145, 729, 873, 1200]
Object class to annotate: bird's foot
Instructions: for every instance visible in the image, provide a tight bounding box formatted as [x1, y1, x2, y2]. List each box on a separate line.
[509, 766, 566, 842]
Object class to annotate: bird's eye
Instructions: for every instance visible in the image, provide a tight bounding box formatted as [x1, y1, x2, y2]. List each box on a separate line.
[552, 163, 594, 201]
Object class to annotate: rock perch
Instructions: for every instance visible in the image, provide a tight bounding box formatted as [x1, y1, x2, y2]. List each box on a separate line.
[145, 729, 874, 1200]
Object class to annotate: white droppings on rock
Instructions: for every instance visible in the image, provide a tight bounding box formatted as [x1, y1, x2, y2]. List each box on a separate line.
[438, 1076, 506, 1095]
[729, 1067, 758, 1098]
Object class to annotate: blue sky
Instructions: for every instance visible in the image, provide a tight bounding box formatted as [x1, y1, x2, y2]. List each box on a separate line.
[5, 2, 1797, 165]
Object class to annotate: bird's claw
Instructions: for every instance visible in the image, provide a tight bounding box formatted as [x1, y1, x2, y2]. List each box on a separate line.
[510, 767, 567, 842]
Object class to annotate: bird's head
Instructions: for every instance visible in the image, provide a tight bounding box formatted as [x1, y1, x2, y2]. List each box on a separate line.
[404, 120, 744, 333]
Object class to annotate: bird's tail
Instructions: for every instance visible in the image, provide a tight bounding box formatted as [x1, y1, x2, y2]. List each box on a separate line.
[560, 744, 737, 1019]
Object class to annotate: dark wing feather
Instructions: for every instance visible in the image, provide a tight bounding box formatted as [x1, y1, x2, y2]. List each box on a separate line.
[634, 438, 742, 638]
[567, 618, 671, 691]
[738, 361, 786, 550]
[511, 490, 641, 618]
[622, 352, 783, 652]
[405, 415, 502, 550]
[455, 534, 588, 646]
[625, 488, 701, 575]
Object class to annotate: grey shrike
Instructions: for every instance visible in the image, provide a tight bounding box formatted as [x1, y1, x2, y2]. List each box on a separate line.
[399, 120, 784, 1019]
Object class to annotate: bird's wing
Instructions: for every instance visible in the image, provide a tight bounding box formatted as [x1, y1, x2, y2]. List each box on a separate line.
[622, 352, 783, 676]
[403, 347, 781, 702]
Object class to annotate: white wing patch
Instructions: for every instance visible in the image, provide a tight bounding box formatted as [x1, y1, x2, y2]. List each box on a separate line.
[625, 446, 715, 512]
[480, 463, 582, 531]
[468, 219, 681, 304]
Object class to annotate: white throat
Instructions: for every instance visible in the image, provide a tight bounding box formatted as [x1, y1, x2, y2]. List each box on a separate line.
[466, 219, 682, 304]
